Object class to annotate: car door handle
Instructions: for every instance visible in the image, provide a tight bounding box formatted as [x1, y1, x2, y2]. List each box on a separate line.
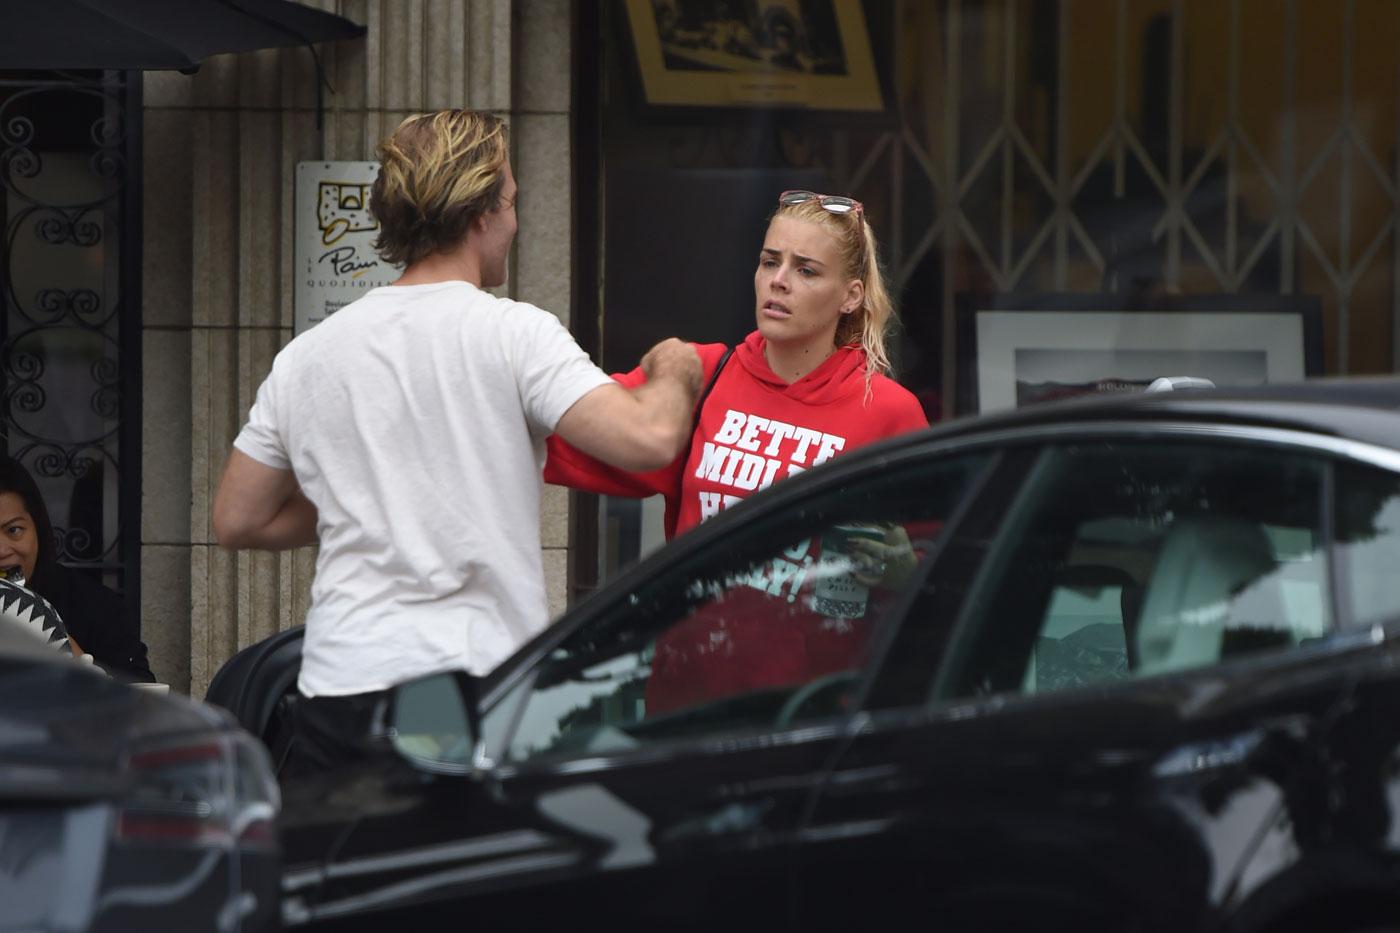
[1152, 732, 1268, 777]
[1151, 717, 1312, 779]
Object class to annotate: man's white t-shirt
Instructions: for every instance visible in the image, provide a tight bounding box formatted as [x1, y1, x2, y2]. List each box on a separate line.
[233, 281, 612, 697]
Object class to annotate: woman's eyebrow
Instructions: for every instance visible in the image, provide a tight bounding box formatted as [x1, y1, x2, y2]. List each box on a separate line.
[0, 513, 27, 526]
[760, 247, 826, 268]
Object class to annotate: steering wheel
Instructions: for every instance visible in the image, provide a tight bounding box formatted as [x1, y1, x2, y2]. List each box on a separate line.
[774, 670, 862, 729]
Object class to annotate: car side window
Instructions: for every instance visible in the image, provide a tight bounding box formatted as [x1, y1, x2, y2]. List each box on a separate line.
[1336, 461, 1400, 627]
[498, 454, 991, 766]
[933, 442, 1330, 702]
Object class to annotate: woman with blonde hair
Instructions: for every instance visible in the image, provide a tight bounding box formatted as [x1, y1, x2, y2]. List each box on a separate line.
[548, 188, 924, 536]
[546, 189, 927, 713]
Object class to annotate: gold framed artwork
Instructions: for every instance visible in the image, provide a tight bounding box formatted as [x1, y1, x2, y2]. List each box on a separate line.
[622, 0, 884, 112]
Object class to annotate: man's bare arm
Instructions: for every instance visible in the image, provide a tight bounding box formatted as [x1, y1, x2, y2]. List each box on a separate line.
[554, 338, 702, 472]
[212, 449, 319, 550]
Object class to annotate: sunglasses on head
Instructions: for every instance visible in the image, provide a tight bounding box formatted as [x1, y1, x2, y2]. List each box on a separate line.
[778, 189, 864, 218]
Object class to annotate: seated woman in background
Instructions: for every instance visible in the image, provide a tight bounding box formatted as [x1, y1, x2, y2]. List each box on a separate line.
[0, 456, 155, 682]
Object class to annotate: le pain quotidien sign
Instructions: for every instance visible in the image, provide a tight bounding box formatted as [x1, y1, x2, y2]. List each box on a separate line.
[295, 162, 401, 335]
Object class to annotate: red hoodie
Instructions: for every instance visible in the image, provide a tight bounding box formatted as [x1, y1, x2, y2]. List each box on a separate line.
[545, 331, 928, 715]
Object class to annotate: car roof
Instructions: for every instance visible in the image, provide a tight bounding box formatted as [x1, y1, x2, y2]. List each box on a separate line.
[927, 377, 1400, 453]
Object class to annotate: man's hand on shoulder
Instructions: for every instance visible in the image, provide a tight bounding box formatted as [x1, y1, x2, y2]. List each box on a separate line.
[640, 337, 702, 395]
[554, 338, 702, 472]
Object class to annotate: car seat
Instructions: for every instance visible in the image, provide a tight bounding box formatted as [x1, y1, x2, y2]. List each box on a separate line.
[1134, 514, 1290, 676]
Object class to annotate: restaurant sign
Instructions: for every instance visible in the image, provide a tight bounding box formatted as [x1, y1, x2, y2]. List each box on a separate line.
[294, 161, 400, 335]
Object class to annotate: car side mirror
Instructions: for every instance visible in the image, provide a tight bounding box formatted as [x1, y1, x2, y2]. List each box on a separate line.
[387, 669, 481, 772]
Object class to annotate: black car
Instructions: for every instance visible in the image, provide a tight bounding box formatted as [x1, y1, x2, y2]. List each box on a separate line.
[0, 613, 281, 932]
[210, 379, 1400, 932]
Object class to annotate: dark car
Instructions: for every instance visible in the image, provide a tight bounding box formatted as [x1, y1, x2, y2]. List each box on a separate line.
[0, 614, 281, 932]
[210, 378, 1400, 932]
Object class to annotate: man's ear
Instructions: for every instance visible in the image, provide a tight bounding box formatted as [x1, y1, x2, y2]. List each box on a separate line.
[842, 279, 865, 315]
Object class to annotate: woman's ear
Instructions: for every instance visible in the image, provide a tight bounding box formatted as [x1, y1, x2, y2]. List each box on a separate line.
[841, 279, 865, 315]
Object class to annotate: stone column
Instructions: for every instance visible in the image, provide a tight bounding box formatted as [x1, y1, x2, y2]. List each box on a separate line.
[141, 0, 574, 696]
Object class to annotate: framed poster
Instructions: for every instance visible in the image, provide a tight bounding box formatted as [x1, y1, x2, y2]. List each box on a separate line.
[954, 294, 1324, 415]
[622, 0, 884, 112]
[294, 161, 401, 335]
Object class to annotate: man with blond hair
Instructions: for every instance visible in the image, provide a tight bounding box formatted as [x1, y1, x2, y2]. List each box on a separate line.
[213, 110, 700, 772]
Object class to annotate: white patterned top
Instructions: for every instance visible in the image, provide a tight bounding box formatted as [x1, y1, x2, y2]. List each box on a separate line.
[0, 578, 70, 653]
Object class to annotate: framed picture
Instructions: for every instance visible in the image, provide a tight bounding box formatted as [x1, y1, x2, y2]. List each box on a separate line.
[621, 0, 884, 113]
[954, 293, 1324, 416]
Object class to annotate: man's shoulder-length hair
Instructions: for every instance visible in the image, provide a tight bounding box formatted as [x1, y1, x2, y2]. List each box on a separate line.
[370, 110, 510, 268]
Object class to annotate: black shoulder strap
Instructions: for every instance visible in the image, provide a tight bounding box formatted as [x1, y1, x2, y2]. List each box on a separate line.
[694, 346, 733, 425]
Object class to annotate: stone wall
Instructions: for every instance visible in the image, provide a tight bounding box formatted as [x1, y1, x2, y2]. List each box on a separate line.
[140, 0, 574, 696]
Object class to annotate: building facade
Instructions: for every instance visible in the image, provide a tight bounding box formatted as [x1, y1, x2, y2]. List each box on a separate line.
[3, 0, 1398, 696]
[103, 0, 562, 694]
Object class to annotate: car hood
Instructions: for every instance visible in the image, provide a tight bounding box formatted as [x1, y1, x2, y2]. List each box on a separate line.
[0, 647, 229, 800]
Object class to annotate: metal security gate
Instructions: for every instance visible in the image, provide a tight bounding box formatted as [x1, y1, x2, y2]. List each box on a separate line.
[0, 70, 141, 603]
[827, 0, 1399, 395]
[579, 0, 1398, 588]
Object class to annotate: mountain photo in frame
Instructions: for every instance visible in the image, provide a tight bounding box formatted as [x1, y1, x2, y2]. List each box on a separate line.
[954, 294, 1323, 416]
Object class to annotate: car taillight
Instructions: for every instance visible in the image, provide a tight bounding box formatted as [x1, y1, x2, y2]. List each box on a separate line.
[116, 732, 280, 849]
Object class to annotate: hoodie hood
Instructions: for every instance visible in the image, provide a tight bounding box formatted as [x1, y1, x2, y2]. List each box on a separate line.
[735, 331, 867, 405]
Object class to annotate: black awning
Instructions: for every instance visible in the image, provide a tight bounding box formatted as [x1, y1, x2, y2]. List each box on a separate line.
[2, 0, 366, 72]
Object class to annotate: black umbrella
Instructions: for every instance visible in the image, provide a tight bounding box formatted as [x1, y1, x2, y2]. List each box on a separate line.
[2, 0, 366, 72]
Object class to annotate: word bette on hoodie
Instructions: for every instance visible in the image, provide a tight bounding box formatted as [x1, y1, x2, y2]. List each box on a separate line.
[694, 408, 847, 519]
